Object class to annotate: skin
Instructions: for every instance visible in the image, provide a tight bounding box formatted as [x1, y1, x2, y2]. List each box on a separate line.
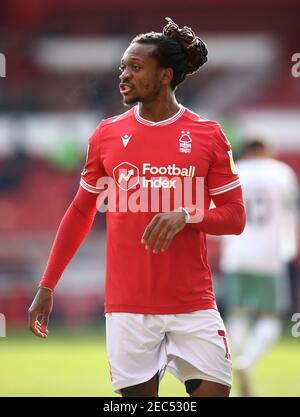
[121, 373, 159, 397]
[120, 376, 230, 398]
[28, 42, 230, 397]
[119, 42, 179, 120]
[242, 145, 272, 160]
[28, 287, 53, 338]
[141, 211, 186, 253]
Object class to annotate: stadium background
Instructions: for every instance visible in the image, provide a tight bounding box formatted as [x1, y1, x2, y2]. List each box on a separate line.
[0, 0, 299, 396]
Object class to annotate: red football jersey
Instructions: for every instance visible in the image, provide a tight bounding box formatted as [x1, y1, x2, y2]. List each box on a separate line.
[80, 106, 240, 314]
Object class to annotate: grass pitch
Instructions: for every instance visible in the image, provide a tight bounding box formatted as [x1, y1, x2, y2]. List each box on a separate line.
[0, 326, 299, 397]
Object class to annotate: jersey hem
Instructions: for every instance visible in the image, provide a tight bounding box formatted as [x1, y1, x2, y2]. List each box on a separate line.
[104, 301, 217, 314]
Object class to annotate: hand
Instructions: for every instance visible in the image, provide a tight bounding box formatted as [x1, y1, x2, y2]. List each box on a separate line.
[28, 288, 53, 339]
[141, 211, 186, 254]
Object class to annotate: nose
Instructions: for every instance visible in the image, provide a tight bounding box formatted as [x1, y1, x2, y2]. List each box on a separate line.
[119, 67, 132, 82]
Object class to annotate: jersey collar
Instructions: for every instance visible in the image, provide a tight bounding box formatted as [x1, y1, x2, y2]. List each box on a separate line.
[134, 105, 185, 127]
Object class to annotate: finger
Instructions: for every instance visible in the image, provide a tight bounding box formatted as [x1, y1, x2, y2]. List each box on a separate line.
[35, 321, 48, 333]
[40, 314, 50, 332]
[161, 230, 175, 252]
[28, 309, 38, 332]
[28, 311, 48, 338]
[141, 215, 159, 245]
[145, 219, 164, 251]
[30, 322, 48, 338]
[153, 227, 169, 254]
[34, 320, 48, 338]
[34, 328, 48, 338]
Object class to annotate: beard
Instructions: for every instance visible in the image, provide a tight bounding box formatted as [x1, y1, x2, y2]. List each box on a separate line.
[123, 95, 140, 106]
[121, 81, 161, 106]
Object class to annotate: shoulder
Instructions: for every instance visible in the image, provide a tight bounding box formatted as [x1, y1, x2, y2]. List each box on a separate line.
[183, 108, 229, 147]
[89, 108, 135, 144]
[183, 108, 221, 130]
[270, 159, 298, 186]
[99, 108, 135, 129]
[235, 159, 251, 170]
[272, 159, 296, 174]
[260, 158, 296, 178]
[235, 159, 257, 177]
[239, 158, 298, 187]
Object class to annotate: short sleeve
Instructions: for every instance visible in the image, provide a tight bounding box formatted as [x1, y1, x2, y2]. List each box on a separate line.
[207, 125, 241, 197]
[80, 124, 107, 194]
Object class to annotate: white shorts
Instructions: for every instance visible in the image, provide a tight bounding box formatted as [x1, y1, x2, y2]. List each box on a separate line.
[105, 309, 232, 394]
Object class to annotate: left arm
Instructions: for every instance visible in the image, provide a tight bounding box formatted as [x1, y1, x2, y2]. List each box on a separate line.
[187, 123, 245, 235]
[185, 186, 246, 235]
[141, 186, 246, 254]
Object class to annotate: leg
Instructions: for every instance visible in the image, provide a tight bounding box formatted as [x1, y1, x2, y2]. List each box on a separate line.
[225, 308, 252, 357]
[120, 371, 159, 397]
[234, 314, 282, 397]
[105, 313, 166, 396]
[225, 308, 253, 397]
[187, 379, 230, 397]
[235, 368, 252, 397]
[166, 310, 232, 398]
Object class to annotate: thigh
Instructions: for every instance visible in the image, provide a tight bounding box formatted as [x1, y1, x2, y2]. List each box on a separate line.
[166, 309, 232, 389]
[105, 313, 167, 395]
[120, 371, 160, 397]
[190, 380, 231, 397]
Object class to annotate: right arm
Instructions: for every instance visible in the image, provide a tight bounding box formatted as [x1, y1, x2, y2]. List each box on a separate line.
[39, 186, 99, 291]
[28, 186, 102, 338]
[28, 123, 106, 338]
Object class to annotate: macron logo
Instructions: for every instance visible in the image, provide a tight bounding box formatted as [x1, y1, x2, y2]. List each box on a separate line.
[121, 134, 132, 148]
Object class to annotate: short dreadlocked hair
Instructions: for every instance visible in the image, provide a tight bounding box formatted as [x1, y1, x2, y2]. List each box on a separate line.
[131, 17, 208, 90]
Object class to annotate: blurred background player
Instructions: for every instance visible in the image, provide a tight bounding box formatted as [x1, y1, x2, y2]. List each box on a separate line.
[220, 139, 299, 397]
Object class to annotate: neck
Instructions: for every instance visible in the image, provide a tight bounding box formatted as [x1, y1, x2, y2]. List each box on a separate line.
[244, 151, 271, 160]
[138, 93, 180, 123]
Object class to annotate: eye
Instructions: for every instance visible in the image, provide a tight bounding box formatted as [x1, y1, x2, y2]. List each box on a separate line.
[132, 64, 141, 71]
[119, 65, 125, 72]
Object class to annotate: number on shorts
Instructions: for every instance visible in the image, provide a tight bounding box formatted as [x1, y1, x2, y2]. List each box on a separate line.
[218, 330, 231, 360]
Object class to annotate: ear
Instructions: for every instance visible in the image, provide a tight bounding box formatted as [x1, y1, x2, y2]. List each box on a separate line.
[160, 67, 174, 86]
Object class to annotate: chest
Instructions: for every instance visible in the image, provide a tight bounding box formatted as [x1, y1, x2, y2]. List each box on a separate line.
[100, 126, 212, 179]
